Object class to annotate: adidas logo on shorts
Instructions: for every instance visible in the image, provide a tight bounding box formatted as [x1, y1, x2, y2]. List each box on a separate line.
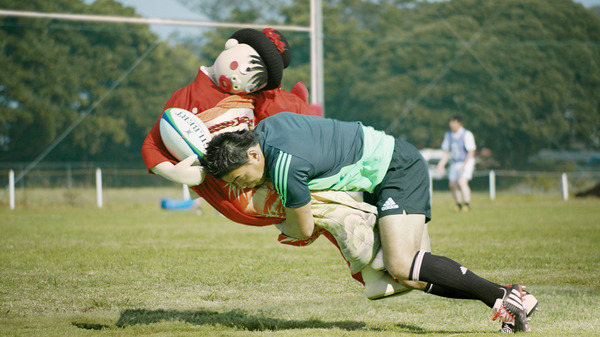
[381, 197, 399, 211]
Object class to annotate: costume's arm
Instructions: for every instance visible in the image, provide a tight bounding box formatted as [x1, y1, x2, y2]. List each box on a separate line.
[142, 117, 206, 186]
[150, 154, 206, 186]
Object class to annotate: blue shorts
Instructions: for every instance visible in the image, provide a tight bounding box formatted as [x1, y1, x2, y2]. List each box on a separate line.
[448, 159, 475, 181]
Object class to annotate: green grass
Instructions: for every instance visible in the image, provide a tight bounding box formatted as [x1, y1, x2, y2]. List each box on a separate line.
[1, 189, 599, 336]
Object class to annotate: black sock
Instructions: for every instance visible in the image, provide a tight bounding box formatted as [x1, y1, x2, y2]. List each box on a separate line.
[424, 283, 477, 300]
[410, 251, 504, 308]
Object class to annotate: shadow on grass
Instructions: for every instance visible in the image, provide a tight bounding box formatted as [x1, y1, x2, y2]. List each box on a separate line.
[72, 308, 486, 334]
[72, 322, 111, 330]
[393, 323, 484, 335]
[74, 308, 368, 332]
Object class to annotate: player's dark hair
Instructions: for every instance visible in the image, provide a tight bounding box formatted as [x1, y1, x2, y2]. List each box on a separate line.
[450, 115, 463, 123]
[204, 130, 260, 179]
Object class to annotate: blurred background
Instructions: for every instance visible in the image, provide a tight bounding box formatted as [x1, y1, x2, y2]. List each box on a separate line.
[1, 0, 599, 198]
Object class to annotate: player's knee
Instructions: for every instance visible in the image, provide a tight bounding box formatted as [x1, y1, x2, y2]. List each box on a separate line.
[458, 178, 470, 190]
[384, 255, 414, 281]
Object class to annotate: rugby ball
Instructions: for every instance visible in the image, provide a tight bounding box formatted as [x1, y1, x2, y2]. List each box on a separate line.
[159, 108, 211, 161]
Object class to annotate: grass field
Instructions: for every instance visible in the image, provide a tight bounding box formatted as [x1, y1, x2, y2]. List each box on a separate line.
[1, 188, 599, 336]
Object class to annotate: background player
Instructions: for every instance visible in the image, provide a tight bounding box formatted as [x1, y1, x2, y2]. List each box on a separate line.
[437, 115, 476, 212]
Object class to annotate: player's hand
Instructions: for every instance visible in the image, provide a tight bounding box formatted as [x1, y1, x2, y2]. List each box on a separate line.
[151, 155, 206, 186]
[436, 165, 445, 176]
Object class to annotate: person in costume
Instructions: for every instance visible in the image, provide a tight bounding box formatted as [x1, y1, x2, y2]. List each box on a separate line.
[141, 28, 411, 300]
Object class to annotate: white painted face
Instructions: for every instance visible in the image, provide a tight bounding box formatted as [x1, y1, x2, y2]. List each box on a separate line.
[213, 39, 266, 94]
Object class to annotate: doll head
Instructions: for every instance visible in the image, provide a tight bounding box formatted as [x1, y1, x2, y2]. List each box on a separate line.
[213, 28, 291, 94]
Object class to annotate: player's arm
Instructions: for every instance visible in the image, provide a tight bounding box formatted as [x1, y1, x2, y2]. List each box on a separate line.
[462, 131, 476, 170]
[279, 202, 315, 240]
[463, 150, 475, 168]
[436, 151, 450, 175]
[437, 134, 451, 175]
[272, 155, 314, 239]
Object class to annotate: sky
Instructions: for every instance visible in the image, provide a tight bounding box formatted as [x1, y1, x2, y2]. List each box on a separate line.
[120, 0, 214, 39]
[84, 0, 206, 39]
[576, 0, 600, 5]
[89, 0, 600, 40]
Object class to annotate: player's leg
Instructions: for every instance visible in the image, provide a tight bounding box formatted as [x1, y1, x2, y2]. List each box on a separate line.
[457, 176, 471, 209]
[369, 219, 430, 292]
[361, 265, 414, 300]
[377, 208, 517, 309]
[378, 212, 497, 303]
[449, 180, 462, 211]
[378, 212, 428, 290]
[379, 213, 530, 331]
[376, 139, 530, 331]
[448, 163, 463, 211]
[458, 159, 474, 210]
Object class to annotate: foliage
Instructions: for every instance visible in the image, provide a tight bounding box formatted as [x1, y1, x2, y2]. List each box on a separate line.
[0, 0, 200, 162]
[177, 0, 294, 23]
[176, 0, 600, 167]
[1, 0, 599, 168]
[312, 0, 600, 167]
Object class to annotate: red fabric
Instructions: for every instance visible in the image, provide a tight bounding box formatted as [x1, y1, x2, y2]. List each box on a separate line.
[141, 69, 318, 227]
[142, 70, 362, 284]
[290, 81, 309, 103]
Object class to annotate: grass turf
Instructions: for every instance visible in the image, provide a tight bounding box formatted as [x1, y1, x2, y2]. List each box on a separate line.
[1, 188, 599, 336]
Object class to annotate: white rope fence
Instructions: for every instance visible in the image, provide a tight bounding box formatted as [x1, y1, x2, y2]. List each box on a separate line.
[6, 168, 598, 209]
[483, 170, 570, 201]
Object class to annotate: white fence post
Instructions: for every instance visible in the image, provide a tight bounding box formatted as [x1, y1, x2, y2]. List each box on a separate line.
[489, 170, 496, 201]
[96, 168, 103, 208]
[67, 164, 72, 189]
[562, 172, 569, 201]
[9, 169, 15, 210]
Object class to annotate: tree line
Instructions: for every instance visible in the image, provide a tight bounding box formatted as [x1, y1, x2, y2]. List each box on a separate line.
[1, 0, 599, 169]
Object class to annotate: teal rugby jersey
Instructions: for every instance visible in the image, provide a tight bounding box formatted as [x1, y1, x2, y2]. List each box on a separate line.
[256, 112, 395, 208]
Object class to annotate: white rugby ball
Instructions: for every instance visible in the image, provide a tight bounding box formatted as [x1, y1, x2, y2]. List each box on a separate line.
[159, 108, 211, 161]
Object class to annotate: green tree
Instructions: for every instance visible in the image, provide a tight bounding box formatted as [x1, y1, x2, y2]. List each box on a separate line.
[183, 0, 600, 166]
[0, 0, 201, 162]
[415, 0, 597, 166]
[177, 0, 293, 24]
[311, 0, 600, 167]
[3, 0, 599, 168]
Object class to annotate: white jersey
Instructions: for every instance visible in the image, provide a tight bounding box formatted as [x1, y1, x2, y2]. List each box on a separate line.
[441, 127, 476, 163]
